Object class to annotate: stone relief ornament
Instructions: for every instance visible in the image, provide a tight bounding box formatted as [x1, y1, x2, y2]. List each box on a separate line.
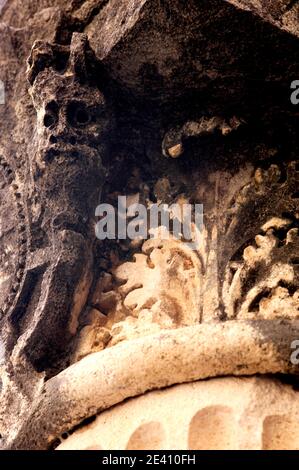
[12, 32, 114, 373]
[0, 32, 113, 431]
[0, 155, 27, 319]
[1, 0, 299, 451]
[222, 161, 299, 320]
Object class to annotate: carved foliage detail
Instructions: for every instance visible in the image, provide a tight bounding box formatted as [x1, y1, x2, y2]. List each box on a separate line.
[223, 162, 299, 319]
[74, 237, 202, 360]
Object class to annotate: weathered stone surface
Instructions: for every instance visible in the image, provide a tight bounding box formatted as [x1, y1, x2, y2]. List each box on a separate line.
[84, 0, 299, 121]
[0, 0, 298, 450]
[56, 376, 299, 450]
[8, 320, 299, 449]
[227, 0, 299, 37]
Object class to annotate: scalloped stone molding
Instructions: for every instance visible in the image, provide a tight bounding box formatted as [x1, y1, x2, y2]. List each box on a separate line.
[57, 376, 299, 450]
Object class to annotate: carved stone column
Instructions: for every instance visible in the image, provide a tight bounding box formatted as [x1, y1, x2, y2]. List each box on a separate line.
[0, 0, 298, 450]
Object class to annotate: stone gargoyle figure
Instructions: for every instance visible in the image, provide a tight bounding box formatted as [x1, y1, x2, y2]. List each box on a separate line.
[23, 32, 112, 372]
[23, 34, 111, 368]
[0, 26, 299, 451]
[0, 32, 113, 447]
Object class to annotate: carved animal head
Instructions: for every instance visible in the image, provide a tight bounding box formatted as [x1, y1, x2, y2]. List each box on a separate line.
[27, 33, 111, 169]
[27, 33, 112, 233]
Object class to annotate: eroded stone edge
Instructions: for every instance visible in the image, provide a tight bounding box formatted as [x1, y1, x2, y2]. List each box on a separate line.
[7, 319, 299, 450]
